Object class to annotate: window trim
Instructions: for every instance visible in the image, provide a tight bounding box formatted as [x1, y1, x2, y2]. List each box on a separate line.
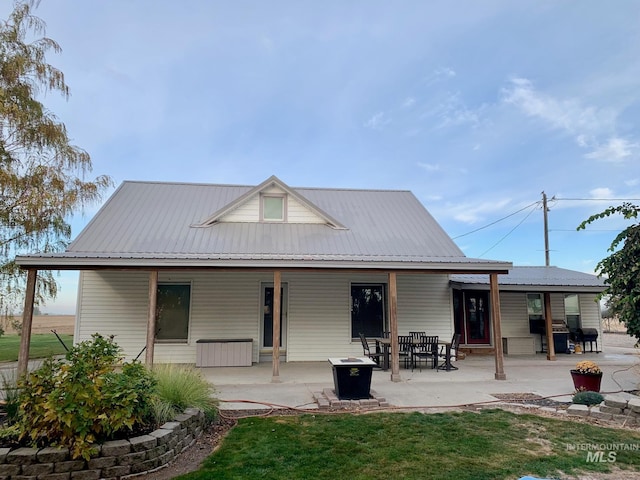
[261, 194, 286, 222]
[350, 282, 387, 340]
[155, 282, 192, 344]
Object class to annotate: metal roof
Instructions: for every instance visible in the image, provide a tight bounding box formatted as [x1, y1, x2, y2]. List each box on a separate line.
[450, 266, 606, 292]
[17, 179, 511, 272]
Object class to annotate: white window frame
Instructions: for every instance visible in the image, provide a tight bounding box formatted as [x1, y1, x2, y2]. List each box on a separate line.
[261, 194, 286, 222]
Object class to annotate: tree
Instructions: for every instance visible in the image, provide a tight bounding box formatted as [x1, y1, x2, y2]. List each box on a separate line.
[577, 203, 640, 344]
[0, 1, 111, 318]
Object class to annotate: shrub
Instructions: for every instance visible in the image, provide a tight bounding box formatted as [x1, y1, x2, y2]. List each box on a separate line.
[0, 370, 20, 423]
[17, 334, 156, 459]
[572, 390, 604, 406]
[152, 363, 218, 423]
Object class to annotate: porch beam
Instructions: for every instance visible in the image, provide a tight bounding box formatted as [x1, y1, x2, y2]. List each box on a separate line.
[543, 292, 556, 361]
[272, 270, 282, 382]
[145, 270, 158, 367]
[489, 273, 506, 380]
[17, 268, 37, 377]
[388, 272, 401, 382]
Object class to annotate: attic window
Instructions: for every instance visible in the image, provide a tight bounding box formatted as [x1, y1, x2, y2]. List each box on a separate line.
[262, 195, 285, 222]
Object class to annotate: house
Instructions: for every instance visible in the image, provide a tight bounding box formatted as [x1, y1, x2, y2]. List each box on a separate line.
[15, 176, 605, 381]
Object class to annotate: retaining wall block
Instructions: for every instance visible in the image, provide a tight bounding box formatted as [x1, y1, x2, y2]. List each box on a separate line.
[117, 451, 146, 466]
[0, 464, 21, 477]
[149, 429, 172, 446]
[100, 440, 131, 457]
[159, 422, 181, 432]
[40, 472, 71, 480]
[567, 404, 590, 417]
[628, 397, 640, 414]
[6, 448, 38, 466]
[599, 405, 624, 415]
[128, 435, 157, 453]
[37, 447, 69, 463]
[53, 460, 85, 473]
[101, 464, 131, 478]
[22, 462, 54, 476]
[0, 448, 10, 464]
[86, 456, 116, 470]
[588, 407, 613, 421]
[69, 469, 101, 480]
[603, 394, 629, 410]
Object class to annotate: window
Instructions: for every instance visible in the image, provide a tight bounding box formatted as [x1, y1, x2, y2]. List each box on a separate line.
[262, 195, 285, 221]
[351, 284, 386, 339]
[564, 294, 581, 333]
[527, 293, 544, 320]
[156, 284, 191, 342]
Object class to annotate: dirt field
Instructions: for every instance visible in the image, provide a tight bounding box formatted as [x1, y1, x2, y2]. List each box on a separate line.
[3, 315, 75, 335]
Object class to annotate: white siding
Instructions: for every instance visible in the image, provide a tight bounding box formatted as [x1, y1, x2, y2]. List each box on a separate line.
[221, 196, 260, 222]
[76, 270, 453, 363]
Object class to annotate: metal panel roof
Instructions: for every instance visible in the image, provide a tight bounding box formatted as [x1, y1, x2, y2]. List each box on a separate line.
[17, 179, 511, 271]
[450, 266, 605, 292]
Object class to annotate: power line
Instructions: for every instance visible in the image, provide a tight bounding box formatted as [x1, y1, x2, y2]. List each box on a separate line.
[478, 203, 539, 258]
[452, 201, 540, 240]
[554, 197, 640, 201]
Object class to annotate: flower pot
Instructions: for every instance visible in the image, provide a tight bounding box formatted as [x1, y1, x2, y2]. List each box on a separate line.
[570, 370, 602, 392]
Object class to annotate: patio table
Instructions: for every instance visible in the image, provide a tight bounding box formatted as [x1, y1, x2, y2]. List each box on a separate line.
[376, 337, 457, 372]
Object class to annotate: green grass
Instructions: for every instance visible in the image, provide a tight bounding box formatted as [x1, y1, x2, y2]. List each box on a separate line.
[0, 334, 73, 362]
[177, 409, 640, 480]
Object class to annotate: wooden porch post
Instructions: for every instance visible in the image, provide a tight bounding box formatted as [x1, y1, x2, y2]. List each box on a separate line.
[272, 270, 282, 382]
[145, 270, 158, 367]
[544, 292, 556, 361]
[388, 272, 401, 382]
[17, 269, 37, 377]
[489, 273, 506, 380]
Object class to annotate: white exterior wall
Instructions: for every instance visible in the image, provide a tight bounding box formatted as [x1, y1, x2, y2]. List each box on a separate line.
[493, 291, 602, 353]
[76, 270, 453, 363]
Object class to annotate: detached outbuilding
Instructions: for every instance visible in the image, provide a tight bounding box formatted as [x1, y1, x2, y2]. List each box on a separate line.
[16, 176, 605, 380]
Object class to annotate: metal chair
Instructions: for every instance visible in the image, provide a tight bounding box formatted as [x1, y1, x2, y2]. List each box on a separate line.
[413, 335, 438, 371]
[359, 333, 384, 366]
[409, 331, 425, 339]
[398, 335, 414, 369]
[437, 333, 461, 371]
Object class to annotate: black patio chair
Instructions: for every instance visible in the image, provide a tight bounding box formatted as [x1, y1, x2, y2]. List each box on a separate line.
[398, 335, 414, 369]
[413, 335, 438, 371]
[409, 331, 425, 339]
[437, 333, 461, 371]
[359, 333, 384, 366]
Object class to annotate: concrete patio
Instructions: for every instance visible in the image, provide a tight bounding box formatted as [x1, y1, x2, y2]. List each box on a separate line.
[202, 334, 640, 411]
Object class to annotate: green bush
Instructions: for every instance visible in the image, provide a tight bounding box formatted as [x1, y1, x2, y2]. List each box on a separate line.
[0, 370, 20, 423]
[152, 363, 218, 423]
[17, 334, 156, 459]
[572, 390, 604, 406]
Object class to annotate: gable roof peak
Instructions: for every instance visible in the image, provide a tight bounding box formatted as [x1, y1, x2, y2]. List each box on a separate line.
[193, 175, 347, 229]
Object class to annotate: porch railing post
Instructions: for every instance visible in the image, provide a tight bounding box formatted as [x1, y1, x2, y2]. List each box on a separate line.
[17, 268, 37, 377]
[544, 292, 556, 361]
[490, 273, 506, 380]
[388, 271, 401, 382]
[145, 270, 158, 368]
[272, 270, 281, 382]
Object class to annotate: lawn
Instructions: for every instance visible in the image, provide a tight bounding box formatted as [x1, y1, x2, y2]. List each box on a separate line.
[178, 409, 640, 480]
[0, 333, 73, 362]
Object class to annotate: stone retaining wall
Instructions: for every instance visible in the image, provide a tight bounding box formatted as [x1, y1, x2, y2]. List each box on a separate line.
[0, 408, 205, 480]
[567, 393, 640, 426]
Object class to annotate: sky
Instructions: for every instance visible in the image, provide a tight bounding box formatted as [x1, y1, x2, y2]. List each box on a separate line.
[3, 1, 640, 314]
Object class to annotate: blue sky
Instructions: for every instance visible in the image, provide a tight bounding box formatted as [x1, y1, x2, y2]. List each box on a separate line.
[4, 1, 640, 313]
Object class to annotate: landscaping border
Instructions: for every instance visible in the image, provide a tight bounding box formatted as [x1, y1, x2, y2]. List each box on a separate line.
[0, 408, 205, 480]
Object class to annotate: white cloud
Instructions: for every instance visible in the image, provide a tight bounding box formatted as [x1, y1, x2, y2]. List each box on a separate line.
[625, 178, 639, 187]
[417, 162, 440, 171]
[589, 187, 614, 198]
[433, 92, 483, 129]
[450, 198, 513, 224]
[364, 112, 390, 130]
[501, 78, 636, 162]
[402, 97, 416, 108]
[584, 137, 636, 162]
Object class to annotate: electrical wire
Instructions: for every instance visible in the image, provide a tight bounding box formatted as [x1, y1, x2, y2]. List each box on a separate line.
[451, 201, 541, 240]
[477, 203, 539, 257]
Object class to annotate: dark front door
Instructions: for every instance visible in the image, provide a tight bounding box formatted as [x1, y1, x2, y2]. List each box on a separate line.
[262, 284, 287, 349]
[464, 291, 490, 344]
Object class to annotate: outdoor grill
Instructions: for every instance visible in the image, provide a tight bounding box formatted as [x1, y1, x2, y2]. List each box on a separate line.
[576, 328, 600, 353]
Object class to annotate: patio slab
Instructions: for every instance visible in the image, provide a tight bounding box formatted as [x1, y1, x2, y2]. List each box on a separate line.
[203, 334, 639, 411]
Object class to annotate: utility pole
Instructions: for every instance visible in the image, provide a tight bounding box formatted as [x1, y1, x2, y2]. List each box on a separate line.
[542, 191, 550, 266]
